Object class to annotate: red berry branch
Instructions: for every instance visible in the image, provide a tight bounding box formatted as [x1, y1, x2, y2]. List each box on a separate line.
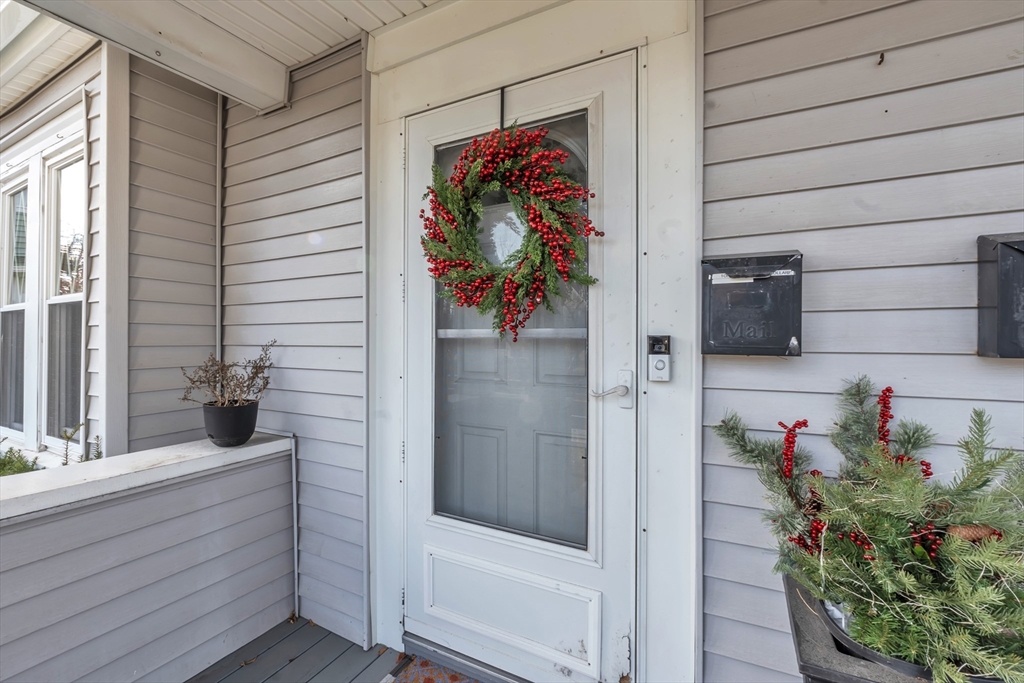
[778, 419, 809, 479]
[420, 125, 602, 340]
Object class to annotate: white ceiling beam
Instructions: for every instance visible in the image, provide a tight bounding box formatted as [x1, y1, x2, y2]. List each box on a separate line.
[20, 0, 289, 111]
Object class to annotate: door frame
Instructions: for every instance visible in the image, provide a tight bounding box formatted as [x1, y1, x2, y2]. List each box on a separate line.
[368, 3, 703, 681]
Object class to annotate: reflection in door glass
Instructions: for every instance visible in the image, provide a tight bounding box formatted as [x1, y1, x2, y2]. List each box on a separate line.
[433, 113, 589, 548]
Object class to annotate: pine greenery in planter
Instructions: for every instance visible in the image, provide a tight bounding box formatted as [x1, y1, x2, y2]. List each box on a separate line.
[713, 377, 1023, 683]
[0, 437, 41, 476]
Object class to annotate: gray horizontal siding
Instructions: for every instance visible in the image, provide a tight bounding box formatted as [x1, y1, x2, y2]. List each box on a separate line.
[0, 452, 294, 682]
[222, 46, 367, 647]
[126, 56, 219, 452]
[701, 2, 1024, 680]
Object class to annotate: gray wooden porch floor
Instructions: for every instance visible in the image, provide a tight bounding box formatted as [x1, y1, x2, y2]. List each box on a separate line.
[186, 620, 400, 683]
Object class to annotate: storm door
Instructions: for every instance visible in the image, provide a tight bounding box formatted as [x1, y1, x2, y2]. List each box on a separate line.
[404, 53, 637, 683]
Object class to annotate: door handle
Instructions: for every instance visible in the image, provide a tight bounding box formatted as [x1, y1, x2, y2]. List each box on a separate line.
[590, 385, 628, 398]
[590, 370, 634, 409]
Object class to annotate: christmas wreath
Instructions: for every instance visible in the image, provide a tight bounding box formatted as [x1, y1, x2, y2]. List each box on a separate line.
[714, 377, 1024, 683]
[419, 125, 602, 341]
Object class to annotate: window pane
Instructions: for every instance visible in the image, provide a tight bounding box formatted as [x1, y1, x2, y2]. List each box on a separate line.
[46, 301, 82, 442]
[1, 310, 25, 431]
[6, 188, 27, 305]
[433, 113, 590, 547]
[55, 160, 85, 296]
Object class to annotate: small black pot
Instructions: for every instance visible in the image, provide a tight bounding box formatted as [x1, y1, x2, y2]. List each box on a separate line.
[203, 401, 259, 447]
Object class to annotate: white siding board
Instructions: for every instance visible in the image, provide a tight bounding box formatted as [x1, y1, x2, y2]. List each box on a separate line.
[705, 164, 1024, 238]
[705, 615, 800, 675]
[129, 161, 217, 205]
[703, 212, 1024, 271]
[129, 429, 209, 453]
[129, 346, 217, 370]
[224, 80, 361, 147]
[223, 224, 362, 266]
[224, 151, 362, 207]
[130, 186, 217, 225]
[129, 254, 215, 285]
[129, 118, 217, 164]
[267, 369, 363, 397]
[129, 139, 216, 184]
[705, 21, 1024, 126]
[129, 231, 217, 265]
[705, 652, 800, 683]
[129, 301, 216, 326]
[224, 126, 363, 186]
[129, 209, 216, 245]
[299, 529, 362, 572]
[705, 0, 906, 53]
[224, 345, 363, 372]
[298, 484, 364, 525]
[705, 69, 1024, 163]
[801, 264, 975, 312]
[705, 353, 1024, 402]
[704, 539, 783, 592]
[704, 577, 791, 633]
[222, 298, 363, 325]
[223, 103, 361, 166]
[223, 274, 363, 305]
[299, 552, 363, 596]
[128, 71, 219, 120]
[705, 0, 1024, 89]
[130, 94, 218, 143]
[701, 6, 1024, 679]
[222, 53, 368, 646]
[129, 278, 216, 306]
[705, 117, 1024, 200]
[222, 249, 363, 285]
[223, 175, 362, 225]
[223, 199, 363, 244]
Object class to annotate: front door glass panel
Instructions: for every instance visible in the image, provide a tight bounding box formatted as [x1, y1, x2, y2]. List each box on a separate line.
[433, 112, 589, 547]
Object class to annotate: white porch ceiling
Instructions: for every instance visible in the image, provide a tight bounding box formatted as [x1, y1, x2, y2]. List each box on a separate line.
[1, 0, 96, 114]
[176, 0, 440, 66]
[17, 0, 439, 111]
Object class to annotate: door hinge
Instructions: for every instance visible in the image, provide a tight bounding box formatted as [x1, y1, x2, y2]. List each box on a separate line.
[401, 587, 406, 607]
[401, 147, 406, 172]
[400, 440, 406, 467]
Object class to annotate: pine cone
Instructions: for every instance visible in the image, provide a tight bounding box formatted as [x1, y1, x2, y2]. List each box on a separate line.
[946, 524, 1000, 542]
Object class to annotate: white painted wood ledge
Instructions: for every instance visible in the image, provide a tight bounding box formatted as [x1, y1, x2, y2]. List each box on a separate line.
[0, 432, 291, 521]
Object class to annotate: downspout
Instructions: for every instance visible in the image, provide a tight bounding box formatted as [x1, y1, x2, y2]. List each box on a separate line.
[360, 30, 373, 651]
[215, 93, 223, 361]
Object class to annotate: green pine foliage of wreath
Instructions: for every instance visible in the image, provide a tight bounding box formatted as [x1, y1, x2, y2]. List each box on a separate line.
[713, 377, 1024, 683]
[420, 125, 601, 339]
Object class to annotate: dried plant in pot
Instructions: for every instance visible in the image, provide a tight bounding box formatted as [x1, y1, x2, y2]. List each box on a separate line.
[181, 341, 275, 447]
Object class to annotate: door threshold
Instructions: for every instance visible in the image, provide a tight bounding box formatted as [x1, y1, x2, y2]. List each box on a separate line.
[402, 633, 532, 683]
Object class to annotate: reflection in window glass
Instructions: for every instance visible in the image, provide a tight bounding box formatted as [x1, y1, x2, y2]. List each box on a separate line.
[7, 189, 27, 305]
[47, 301, 82, 442]
[1, 310, 25, 431]
[432, 113, 590, 547]
[55, 160, 85, 296]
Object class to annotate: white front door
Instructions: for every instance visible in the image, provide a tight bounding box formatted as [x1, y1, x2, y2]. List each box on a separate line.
[404, 53, 637, 683]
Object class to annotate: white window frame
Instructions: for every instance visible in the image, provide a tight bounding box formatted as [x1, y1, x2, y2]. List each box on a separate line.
[0, 112, 87, 456]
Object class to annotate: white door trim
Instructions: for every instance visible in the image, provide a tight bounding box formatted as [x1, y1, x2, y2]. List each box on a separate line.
[369, 4, 702, 681]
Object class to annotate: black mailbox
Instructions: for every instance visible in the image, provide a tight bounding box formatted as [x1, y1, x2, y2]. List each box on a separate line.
[978, 233, 1024, 359]
[701, 251, 802, 356]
